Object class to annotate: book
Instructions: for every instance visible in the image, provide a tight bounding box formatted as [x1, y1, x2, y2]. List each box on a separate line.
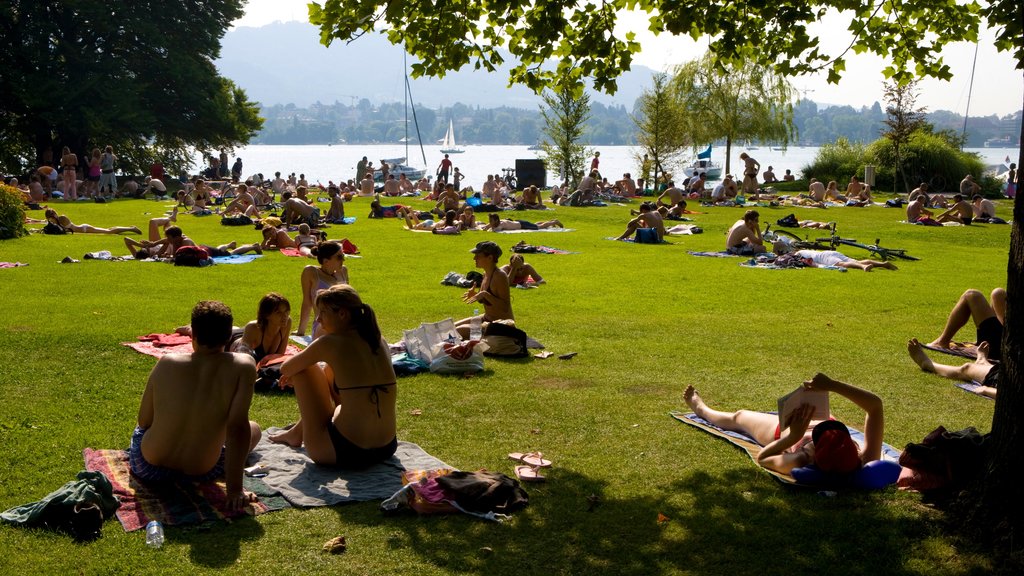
[777, 387, 830, 428]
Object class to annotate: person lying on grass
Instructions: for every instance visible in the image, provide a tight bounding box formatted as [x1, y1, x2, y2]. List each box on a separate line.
[269, 285, 398, 468]
[482, 212, 564, 232]
[294, 241, 349, 338]
[927, 288, 1005, 361]
[125, 225, 261, 260]
[455, 241, 513, 339]
[501, 253, 545, 286]
[771, 241, 898, 272]
[907, 339, 998, 398]
[684, 373, 884, 476]
[130, 300, 262, 510]
[44, 208, 141, 235]
[230, 292, 292, 363]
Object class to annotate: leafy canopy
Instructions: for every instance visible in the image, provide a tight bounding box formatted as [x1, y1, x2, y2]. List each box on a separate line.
[309, 0, 983, 95]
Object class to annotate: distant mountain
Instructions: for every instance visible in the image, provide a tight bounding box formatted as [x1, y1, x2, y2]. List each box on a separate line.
[217, 21, 656, 110]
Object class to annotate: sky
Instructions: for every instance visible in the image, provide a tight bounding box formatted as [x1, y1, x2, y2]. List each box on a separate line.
[233, 0, 1022, 117]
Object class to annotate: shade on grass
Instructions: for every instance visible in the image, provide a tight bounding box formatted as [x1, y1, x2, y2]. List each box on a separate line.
[0, 194, 1006, 574]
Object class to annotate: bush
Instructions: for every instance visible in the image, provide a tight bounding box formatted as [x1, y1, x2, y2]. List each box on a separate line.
[866, 131, 985, 195]
[800, 138, 870, 186]
[0, 183, 27, 239]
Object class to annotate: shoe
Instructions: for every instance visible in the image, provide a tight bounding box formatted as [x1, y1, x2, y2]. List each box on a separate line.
[514, 465, 546, 482]
[60, 256, 79, 264]
[508, 451, 552, 467]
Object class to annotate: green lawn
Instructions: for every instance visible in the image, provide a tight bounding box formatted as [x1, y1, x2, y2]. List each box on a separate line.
[0, 194, 1009, 575]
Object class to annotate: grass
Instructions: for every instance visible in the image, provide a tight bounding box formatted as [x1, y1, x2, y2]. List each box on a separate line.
[0, 193, 1011, 575]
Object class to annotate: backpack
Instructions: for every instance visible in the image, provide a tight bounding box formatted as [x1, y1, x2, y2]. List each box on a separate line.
[220, 215, 253, 226]
[173, 245, 211, 267]
[482, 321, 529, 358]
[776, 213, 799, 227]
[898, 426, 989, 497]
[42, 222, 68, 235]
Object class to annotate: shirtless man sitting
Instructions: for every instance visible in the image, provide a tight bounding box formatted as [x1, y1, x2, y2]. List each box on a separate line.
[483, 213, 563, 231]
[382, 174, 401, 196]
[358, 173, 375, 197]
[936, 194, 974, 224]
[906, 195, 934, 223]
[434, 184, 462, 215]
[455, 241, 513, 339]
[971, 194, 1001, 223]
[726, 210, 766, 255]
[615, 201, 665, 242]
[959, 174, 980, 197]
[518, 185, 544, 209]
[656, 182, 685, 207]
[129, 300, 261, 510]
[807, 179, 826, 203]
[908, 182, 929, 203]
[281, 192, 321, 228]
[845, 176, 872, 206]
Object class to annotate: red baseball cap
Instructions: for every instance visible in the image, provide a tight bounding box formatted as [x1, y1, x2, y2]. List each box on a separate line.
[812, 420, 861, 474]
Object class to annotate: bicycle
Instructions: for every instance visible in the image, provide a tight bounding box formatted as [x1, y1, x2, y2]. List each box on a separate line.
[762, 225, 833, 251]
[811, 224, 920, 261]
[501, 167, 518, 190]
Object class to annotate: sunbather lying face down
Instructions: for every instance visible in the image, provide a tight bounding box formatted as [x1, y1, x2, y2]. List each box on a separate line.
[683, 373, 885, 476]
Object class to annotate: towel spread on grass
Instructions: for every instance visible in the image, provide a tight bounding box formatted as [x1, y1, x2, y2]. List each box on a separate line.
[0, 262, 28, 268]
[605, 237, 672, 244]
[688, 250, 740, 257]
[289, 334, 313, 348]
[122, 334, 302, 359]
[740, 260, 845, 272]
[82, 448, 289, 531]
[511, 245, 575, 255]
[250, 429, 451, 507]
[279, 248, 308, 257]
[921, 341, 982, 360]
[325, 217, 357, 225]
[666, 224, 703, 235]
[955, 381, 995, 400]
[211, 254, 262, 265]
[669, 410, 901, 485]
[495, 228, 575, 233]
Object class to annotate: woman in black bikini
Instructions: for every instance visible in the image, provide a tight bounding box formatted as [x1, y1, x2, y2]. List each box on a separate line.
[232, 293, 291, 362]
[269, 285, 397, 467]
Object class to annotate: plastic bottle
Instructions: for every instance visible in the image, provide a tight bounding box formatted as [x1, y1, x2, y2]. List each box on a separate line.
[470, 309, 482, 341]
[145, 520, 165, 548]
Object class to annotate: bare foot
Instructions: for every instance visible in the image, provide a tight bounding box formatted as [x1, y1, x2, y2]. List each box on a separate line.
[975, 341, 990, 364]
[130, 226, 142, 235]
[169, 206, 178, 222]
[907, 339, 936, 373]
[926, 338, 951, 349]
[683, 385, 707, 417]
[268, 426, 302, 447]
[880, 262, 898, 271]
[225, 241, 237, 249]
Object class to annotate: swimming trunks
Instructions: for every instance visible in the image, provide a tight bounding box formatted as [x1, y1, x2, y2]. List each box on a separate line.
[201, 245, 231, 258]
[983, 365, 1000, 389]
[517, 220, 539, 230]
[961, 216, 973, 225]
[727, 244, 757, 256]
[326, 424, 398, 468]
[976, 316, 1003, 361]
[129, 426, 224, 482]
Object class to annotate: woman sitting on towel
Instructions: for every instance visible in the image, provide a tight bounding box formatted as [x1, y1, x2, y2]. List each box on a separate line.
[683, 374, 884, 476]
[231, 293, 291, 363]
[44, 208, 141, 235]
[294, 241, 349, 338]
[269, 285, 397, 467]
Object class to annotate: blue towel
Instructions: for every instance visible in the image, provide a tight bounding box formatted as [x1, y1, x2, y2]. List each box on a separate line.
[211, 254, 262, 265]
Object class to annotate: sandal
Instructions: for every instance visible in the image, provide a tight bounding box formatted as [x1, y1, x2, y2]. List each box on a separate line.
[508, 451, 552, 468]
[514, 465, 546, 482]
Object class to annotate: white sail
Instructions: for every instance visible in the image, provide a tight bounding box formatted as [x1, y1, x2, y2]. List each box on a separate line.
[440, 119, 464, 153]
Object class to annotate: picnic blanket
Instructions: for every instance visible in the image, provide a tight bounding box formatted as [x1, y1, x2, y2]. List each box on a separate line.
[122, 333, 302, 359]
[0, 262, 28, 268]
[688, 250, 740, 258]
[605, 237, 671, 244]
[511, 244, 575, 255]
[666, 224, 703, 235]
[250, 429, 451, 507]
[211, 254, 262, 265]
[669, 411, 901, 486]
[494, 228, 575, 233]
[324, 217, 357, 225]
[955, 381, 995, 399]
[279, 248, 307, 258]
[82, 448, 288, 532]
[921, 341, 983, 360]
[741, 259, 845, 272]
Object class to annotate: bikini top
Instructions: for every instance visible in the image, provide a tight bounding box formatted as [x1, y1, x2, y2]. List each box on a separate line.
[333, 382, 396, 418]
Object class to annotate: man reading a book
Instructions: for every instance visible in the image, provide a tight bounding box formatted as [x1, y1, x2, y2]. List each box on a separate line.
[683, 373, 884, 476]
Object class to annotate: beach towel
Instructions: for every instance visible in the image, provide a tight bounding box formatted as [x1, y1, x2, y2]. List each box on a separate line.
[82, 448, 288, 532]
[324, 216, 357, 225]
[606, 237, 671, 244]
[0, 262, 29, 268]
[688, 250, 740, 258]
[955, 381, 995, 400]
[249, 430, 451, 507]
[211, 254, 262, 265]
[666, 224, 703, 235]
[510, 244, 575, 255]
[921, 341, 983, 360]
[279, 248, 307, 258]
[740, 259, 845, 272]
[495, 228, 575, 233]
[122, 334, 301, 359]
[669, 411, 901, 486]
[289, 334, 313, 348]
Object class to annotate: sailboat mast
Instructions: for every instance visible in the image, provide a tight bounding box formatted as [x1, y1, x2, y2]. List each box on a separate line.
[961, 41, 979, 149]
[404, 52, 409, 161]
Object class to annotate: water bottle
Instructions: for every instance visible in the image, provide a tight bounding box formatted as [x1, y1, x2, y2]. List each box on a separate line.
[470, 309, 482, 341]
[145, 520, 165, 549]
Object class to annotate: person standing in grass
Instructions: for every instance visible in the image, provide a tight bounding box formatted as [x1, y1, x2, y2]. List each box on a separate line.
[130, 300, 261, 510]
[740, 152, 760, 197]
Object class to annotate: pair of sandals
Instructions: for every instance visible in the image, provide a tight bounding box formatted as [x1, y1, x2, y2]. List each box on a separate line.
[508, 452, 551, 482]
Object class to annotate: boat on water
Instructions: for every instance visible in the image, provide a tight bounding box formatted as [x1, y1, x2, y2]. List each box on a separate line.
[527, 144, 543, 151]
[375, 52, 428, 183]
[439, 119, 464, 154]
[683, 145, 723, 180]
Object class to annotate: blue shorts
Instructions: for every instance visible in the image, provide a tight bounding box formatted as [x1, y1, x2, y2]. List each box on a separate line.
[129, 426, 224, 483]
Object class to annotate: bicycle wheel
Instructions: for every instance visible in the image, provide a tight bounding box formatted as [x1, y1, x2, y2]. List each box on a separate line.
[929, 175, 946, 193]
[508, 175, 518, 190]
[771, 229, 804, 242]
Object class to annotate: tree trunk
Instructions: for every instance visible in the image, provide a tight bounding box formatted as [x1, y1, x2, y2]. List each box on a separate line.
[970, 65, 1024, 554]
[724, 136, 733, 176]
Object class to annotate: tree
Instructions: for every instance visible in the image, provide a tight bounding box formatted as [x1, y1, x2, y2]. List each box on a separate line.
[0, 1, 262, 175]
[539, 88, 591, 189]
[632, 73, 689, 190]
[309, 0, 1024, 554]
[670, 54, 796, 175]
[881, 80, 927, 193]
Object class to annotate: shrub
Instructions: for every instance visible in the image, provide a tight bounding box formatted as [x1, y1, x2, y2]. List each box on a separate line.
[800, 138, 870, 186]
[0, 183, 27, 239]
[867, 131, 985, 195]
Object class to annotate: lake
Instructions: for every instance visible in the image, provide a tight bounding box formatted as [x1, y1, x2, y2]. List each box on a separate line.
[197, 144, 1020, 190]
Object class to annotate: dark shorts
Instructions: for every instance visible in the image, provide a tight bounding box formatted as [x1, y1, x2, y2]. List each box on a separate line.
[983, 365, 1000, 389]
[201, 245, 231, 258]
[306, 207, 321, 228]
[727, 244, 757, 256]
[976, 316, 1003, 361]
[326, 423, 397, 469]
[129, 426, 224, 483]
[517, 220, 539, 230]
[962, 216, 973, 225]
[635, 227, 660, 244]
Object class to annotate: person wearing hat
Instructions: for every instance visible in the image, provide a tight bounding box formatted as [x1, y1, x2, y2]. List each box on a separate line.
[683, 373, 884, 476]
[456, 241, 513, 338]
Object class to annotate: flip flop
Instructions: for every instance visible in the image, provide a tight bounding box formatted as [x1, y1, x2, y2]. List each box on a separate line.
[514, 465, 546, 482]
[508, 451, 552, 467]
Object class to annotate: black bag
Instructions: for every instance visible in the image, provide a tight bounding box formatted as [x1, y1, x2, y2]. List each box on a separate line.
[255, 363, 291, 393]
[776, 213, 799, 227]
[42, 222, 68, 235]
[221, 215, 253, 226]
[435, 471, 529, 514]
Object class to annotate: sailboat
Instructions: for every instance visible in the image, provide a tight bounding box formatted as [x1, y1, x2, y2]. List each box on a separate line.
[683, 145, 723, 180]
[439, 119, 465, 154]
[374, 53, 428, 183]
